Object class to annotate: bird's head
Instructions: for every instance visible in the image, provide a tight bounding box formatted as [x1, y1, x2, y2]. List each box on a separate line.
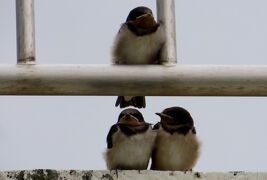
[126, 6, 159, 35]
[156, 107, 194, 127]
[118, 108, 144, 126]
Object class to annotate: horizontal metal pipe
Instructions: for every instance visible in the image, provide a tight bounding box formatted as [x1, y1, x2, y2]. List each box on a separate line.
[0, 64, 267, 96]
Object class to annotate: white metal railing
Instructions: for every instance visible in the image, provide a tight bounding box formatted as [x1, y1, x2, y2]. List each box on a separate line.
[15, 0, 176, 65]
[1, 65, 267, 95]
[16, 0, 35, 64]
[4, 0, 266, 96]
[157, 0, 177, 64]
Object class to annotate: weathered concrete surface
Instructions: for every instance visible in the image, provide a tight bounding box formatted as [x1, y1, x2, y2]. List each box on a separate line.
[0, 170, 267, 180]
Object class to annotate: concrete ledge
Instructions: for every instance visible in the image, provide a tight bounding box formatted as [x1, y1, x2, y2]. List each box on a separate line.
[0, 170, 267, 180]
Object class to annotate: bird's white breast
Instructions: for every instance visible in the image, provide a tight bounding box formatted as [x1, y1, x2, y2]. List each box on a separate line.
[112, 24, 165, 64]
[105, 127, 156, 170]
[154, 127, 201, 171]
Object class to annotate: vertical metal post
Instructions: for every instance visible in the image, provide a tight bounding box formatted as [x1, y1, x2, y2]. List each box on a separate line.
[16, 0, 36, 64]
[156, 0, 177, 65]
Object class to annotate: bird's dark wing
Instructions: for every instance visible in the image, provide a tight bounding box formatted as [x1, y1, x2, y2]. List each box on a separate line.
[132, 96, 146, 108]
[115, 96, 132, 108]
[115, 96, 146, 109]
[152, 122, 161, 130]
[192, 126, 197, 134]
[106, 124, 119, 149]
[150, 147, 157, 170]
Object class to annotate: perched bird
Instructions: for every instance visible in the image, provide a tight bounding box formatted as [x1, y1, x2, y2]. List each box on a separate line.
[105, 108, 156, 170]
[151, 107, 201, 171]
[112, 6, 165, 109]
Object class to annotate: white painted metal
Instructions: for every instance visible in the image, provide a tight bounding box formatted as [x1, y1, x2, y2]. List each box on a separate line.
[0, 64, 267, 96]
[156, 0, 177, 64]
[16, 0, 35, 64]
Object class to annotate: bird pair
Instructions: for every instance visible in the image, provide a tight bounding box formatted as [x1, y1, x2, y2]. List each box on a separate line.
[105, 107, 201, 171]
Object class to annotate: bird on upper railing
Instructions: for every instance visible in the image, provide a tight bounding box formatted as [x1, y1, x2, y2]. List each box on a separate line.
[105, 108, 156, 170]
[151, 106, 201, 171]
[112, 6, 165, 109]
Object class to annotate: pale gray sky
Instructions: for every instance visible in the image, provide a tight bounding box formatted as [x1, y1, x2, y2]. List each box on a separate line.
[1, 0, 267, 171]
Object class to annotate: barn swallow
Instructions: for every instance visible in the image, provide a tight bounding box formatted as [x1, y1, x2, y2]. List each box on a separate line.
[105, 108, 156, 170]
[151, 107, 201, 171]
[112, 6, 165, 109]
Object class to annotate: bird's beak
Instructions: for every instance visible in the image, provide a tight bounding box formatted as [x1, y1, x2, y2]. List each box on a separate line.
[119, 114, 141, 126]
[155, 112, 176, 125]
[155, 112, 172, 119]
[129, 12, 157, 29]
[136, 13, 152, 19]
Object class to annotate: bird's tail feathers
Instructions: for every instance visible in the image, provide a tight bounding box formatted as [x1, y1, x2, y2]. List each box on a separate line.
[115, 96, 146, 108]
